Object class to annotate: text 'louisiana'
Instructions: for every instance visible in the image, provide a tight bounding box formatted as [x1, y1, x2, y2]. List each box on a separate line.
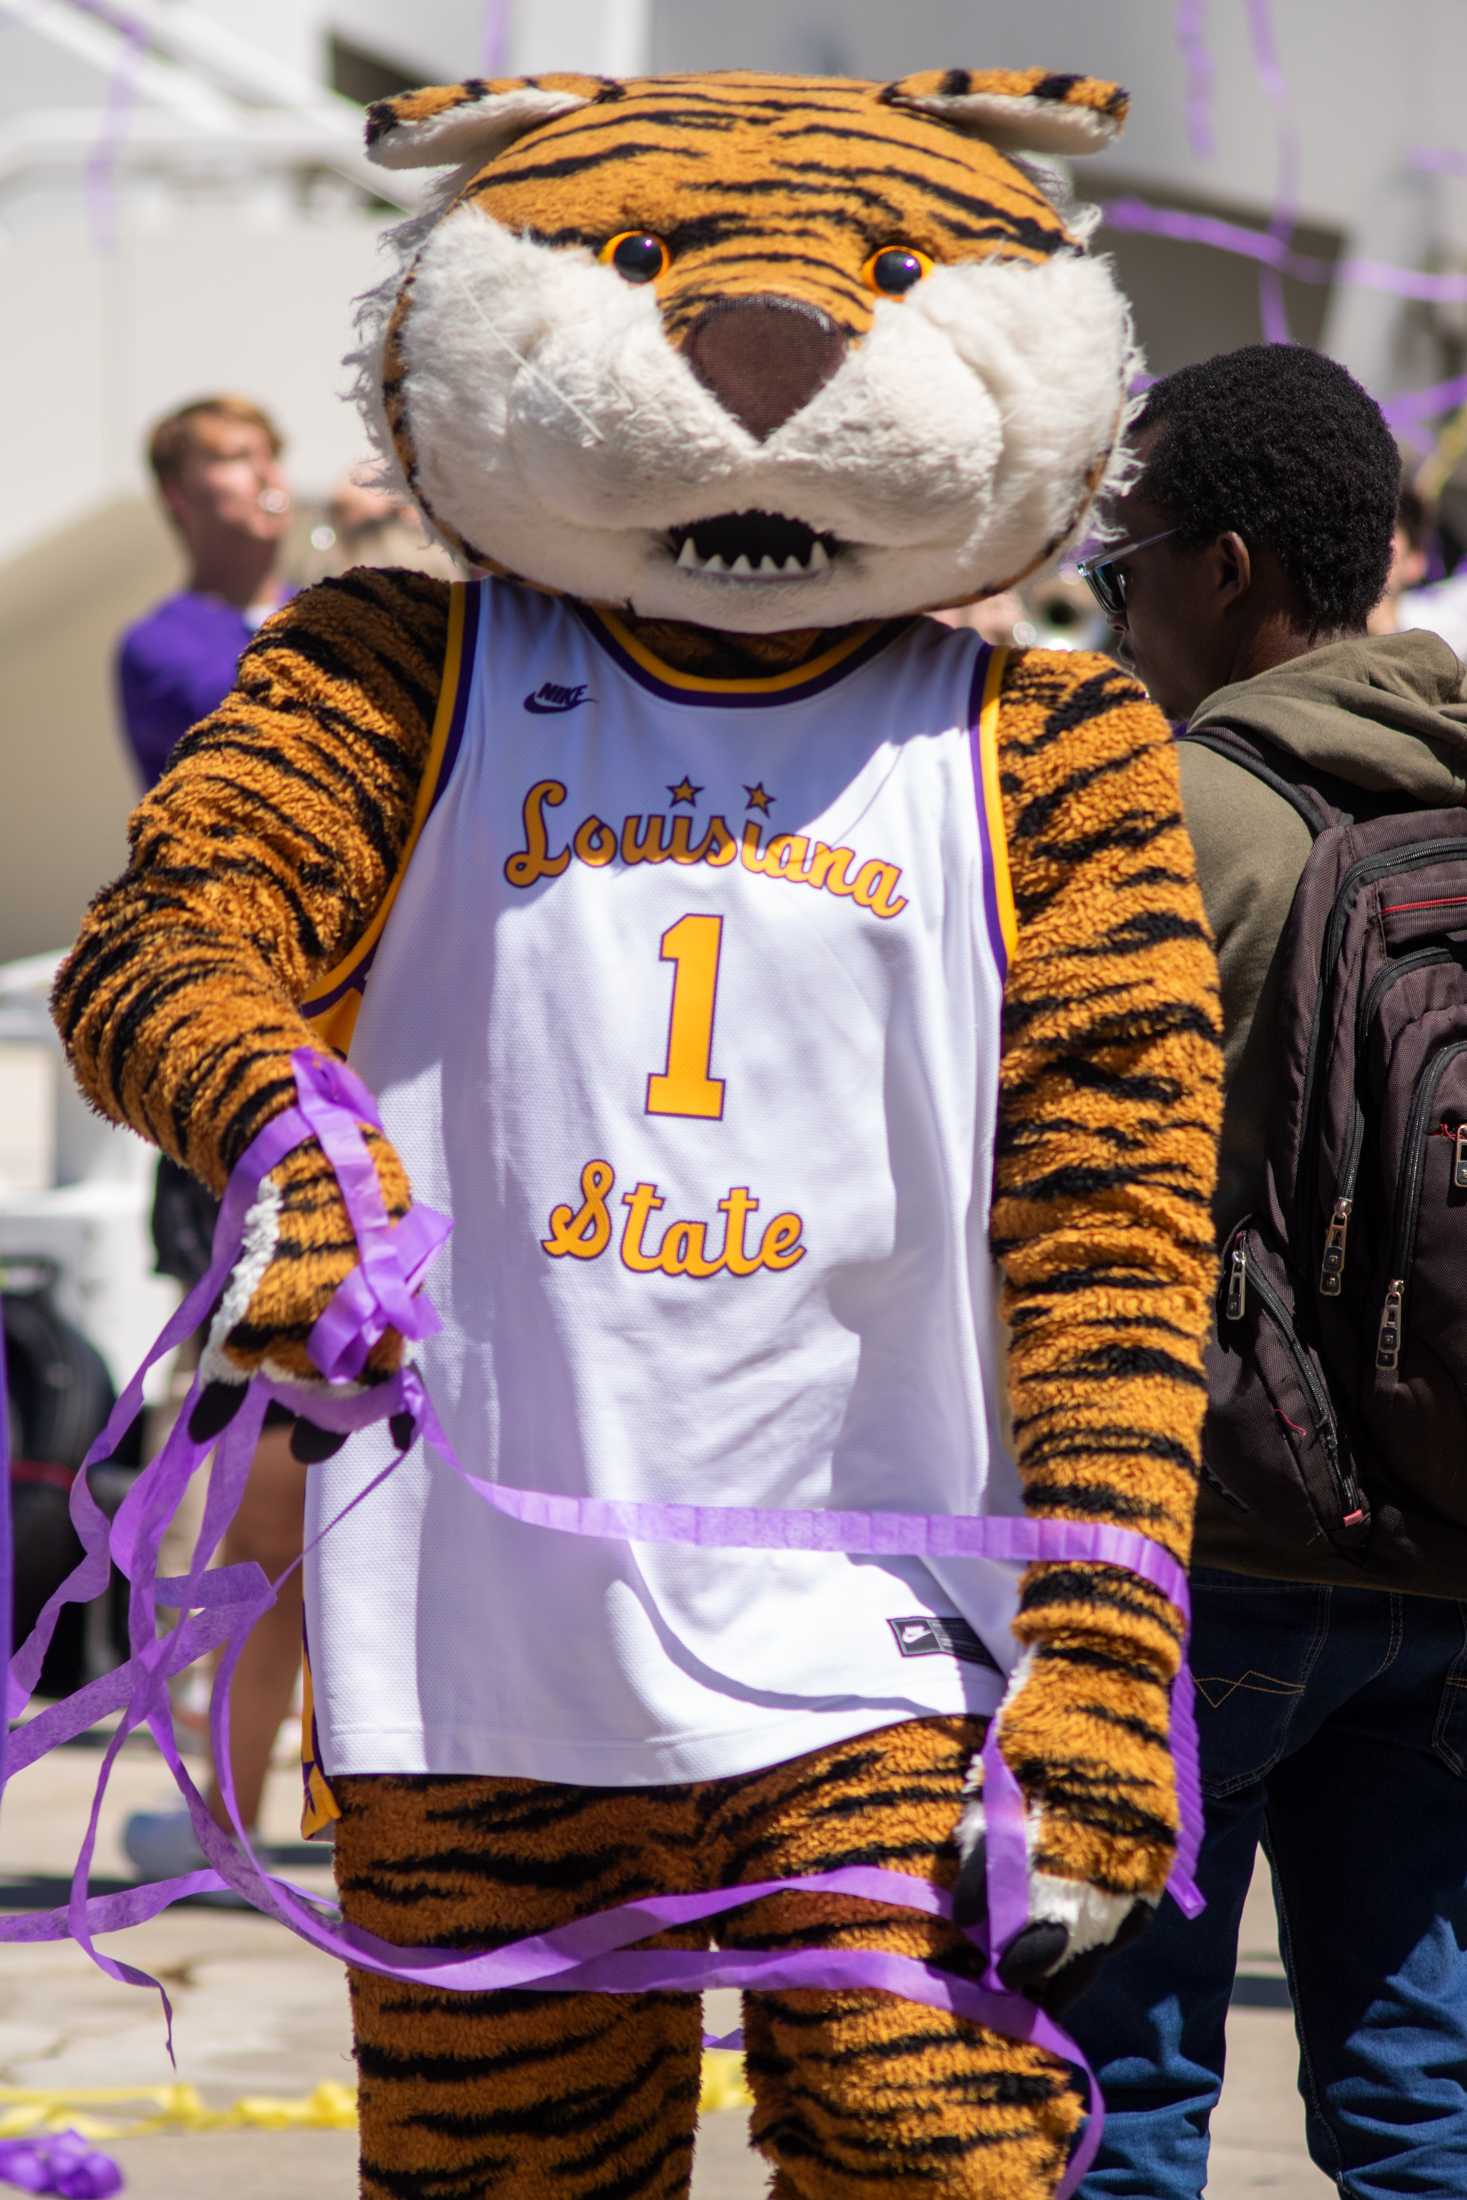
[505, 779, 908, 918]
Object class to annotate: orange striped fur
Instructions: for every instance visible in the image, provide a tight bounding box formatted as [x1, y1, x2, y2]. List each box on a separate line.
[335, 1717, 1084, 2200]
[369, 70, 1108, 572]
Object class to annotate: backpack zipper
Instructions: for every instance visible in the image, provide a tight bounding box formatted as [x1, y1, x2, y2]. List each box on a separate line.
[1319, 1198, 1353, 1296]
[1225, 1231, 1367, 1529]
[1296, 841, 1467, 1264]
[1375, 1037, 1467, 1372]
[1318, 946, 1453, 1294]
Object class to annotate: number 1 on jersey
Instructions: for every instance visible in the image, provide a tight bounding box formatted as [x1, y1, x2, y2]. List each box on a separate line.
[647, 913, 725, 1120]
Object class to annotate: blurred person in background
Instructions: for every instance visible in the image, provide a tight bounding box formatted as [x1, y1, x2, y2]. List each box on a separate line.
[934, 588, 1029, 645]
[117, 395, 295, 788]
[300, 466, 459, 584]
[936, 565, 1111, 653]
[1069, 344, 1467, 2200]
[1399, 480, 1467, 655]
[1367, 483, 1432, 634]
[115, 395, 305, 1892]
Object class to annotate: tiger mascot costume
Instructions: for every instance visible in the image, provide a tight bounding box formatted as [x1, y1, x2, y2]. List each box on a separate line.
[56, 65, 1221, 2200]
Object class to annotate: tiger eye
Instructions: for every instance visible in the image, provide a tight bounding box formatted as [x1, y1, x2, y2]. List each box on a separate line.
[867, 246, 931, 296]
[604, 233, 669, 283]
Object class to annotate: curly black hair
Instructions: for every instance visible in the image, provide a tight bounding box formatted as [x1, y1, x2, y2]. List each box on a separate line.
[1135, 344, 1401, 634]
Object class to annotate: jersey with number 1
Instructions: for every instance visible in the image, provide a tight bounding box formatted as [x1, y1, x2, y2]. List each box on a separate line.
[301, 577, 1026, 1794]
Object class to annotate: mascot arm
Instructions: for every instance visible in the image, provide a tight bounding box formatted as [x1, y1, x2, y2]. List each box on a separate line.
[960, 647, 1223, 2002]
[53, 568, 452, 1407]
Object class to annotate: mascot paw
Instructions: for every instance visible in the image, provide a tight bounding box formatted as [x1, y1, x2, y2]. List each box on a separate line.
[952, 1642, 1176, 2009]
[189, 1128, 413, 1459]
[953, 1789, 1156, 2009]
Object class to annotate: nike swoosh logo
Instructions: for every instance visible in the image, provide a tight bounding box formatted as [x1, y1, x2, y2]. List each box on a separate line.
[523, 689, 591, 714]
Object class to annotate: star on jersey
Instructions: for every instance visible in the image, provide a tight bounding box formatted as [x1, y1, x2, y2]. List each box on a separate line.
[667, 778, 702, 807]
[744, 783, 775, 814]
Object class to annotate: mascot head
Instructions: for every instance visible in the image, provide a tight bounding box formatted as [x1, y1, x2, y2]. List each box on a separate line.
[355, 67, 1139, 630]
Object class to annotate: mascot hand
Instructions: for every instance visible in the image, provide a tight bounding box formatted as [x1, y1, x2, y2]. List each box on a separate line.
[188, 1128, 414, 1463]
[953, 1631, 1177, 2010]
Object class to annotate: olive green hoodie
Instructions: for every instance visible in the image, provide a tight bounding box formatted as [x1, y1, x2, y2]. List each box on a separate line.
[1179, 628, 1467, 1236]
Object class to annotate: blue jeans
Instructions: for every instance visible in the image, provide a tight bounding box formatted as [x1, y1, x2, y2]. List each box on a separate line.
[1069, 1568, 1467, 2199]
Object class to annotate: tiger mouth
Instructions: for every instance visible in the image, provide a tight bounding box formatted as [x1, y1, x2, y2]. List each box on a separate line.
[666, 511, 842, 579]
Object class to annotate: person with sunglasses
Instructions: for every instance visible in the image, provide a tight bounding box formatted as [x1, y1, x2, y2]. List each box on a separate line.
[1075, 525, 1178, 626]
[1068, 342, 1467, 2200]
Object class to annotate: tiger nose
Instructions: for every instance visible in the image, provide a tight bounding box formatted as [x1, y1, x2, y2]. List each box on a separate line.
[684, 297, 848, 441]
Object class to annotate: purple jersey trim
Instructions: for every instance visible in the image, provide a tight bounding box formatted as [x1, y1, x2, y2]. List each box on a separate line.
[572, 604, 912, 708]
[965, 643, 1008, 985]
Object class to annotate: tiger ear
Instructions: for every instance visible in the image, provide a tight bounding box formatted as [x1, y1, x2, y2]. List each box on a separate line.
[883, 67, 1128, 155]
[364, 73, 625, 170]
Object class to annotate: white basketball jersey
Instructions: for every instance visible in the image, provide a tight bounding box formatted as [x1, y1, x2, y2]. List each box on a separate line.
[301, 580, 1026, 1791]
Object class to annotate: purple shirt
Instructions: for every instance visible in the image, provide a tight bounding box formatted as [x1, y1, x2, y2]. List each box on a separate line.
[116, 590, 283, 790]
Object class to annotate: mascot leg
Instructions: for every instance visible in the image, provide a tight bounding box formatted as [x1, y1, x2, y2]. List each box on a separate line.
[333, 1774, 707, 2199]
[714, 1718, 1084, 2200]
[333, 1724, 1082, 2198]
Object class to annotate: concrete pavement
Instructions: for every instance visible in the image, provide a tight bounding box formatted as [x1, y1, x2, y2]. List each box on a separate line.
[1, 1729, 1325, 2197]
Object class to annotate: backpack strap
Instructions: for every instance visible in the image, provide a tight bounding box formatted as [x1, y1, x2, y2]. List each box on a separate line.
[1177, 725, 1342, 836]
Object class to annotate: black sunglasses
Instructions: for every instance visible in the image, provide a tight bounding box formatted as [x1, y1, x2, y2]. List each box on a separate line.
[1075, 526, 1179, 622]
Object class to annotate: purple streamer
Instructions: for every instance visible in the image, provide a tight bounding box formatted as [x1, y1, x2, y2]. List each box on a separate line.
[0, 2133, 123, 2199]
[1242, 0, 1296, 344]
[1408, 148, 1467, 176]
[481, 0, 512, 76]
[1242, 0, 1286, 104]
[1175, 0, 1215, 160]
[1102, 197, 1467, 305]
[1381, 373, 1467, 430]
[1257, 126, 1301, 347]
[1, 1301, 10, 1800]
[1, 1052, 1208, 2200]
[0, 1248, 124, 2197]
[71, 0, 148, 252]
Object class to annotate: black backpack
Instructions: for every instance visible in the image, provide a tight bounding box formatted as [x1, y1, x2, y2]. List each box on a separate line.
[1183, 726, 1467, 1596]
[3, 1257, 131, 1696]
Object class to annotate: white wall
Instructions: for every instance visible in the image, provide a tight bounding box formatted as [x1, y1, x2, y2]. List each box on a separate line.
[322, 0, 652, 83]
[1, 205, 393, 563]
[646, 0, 1462, 225]
[322, 0, 489, 83]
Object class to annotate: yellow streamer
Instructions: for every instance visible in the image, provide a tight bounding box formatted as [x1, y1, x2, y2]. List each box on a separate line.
[699, 2052, 753, 2114]
[1417, 400, 1467, 504]
[0, 2057, 752, 2139]
[0, 2081, 357, 2140]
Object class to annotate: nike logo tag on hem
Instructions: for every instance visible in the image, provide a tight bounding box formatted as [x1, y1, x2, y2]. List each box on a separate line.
[524, 682, 592, 714]
[888, 1615, 1001, 1672]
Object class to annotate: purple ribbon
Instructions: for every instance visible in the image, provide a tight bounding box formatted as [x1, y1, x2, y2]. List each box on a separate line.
[1175, 0, 1215, 160]
[1102, 196, 1467, 306]
[1, 1050, 1205, 2200]
[293, 1055, 448, 1379]
[70, 0, 148, 254]
[2, 1300, 10, 1799]
[0, 2135, 123, 2200]
[1408, 147, 1467, 176]
[1381, 373, 1467, 431]
[1, 1311, 124, 2197]
[1244, 0, 1299, 344]
[482, 0, 512, 74]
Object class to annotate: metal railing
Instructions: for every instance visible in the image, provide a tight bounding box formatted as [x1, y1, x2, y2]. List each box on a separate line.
[0, 0, 420, 208]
